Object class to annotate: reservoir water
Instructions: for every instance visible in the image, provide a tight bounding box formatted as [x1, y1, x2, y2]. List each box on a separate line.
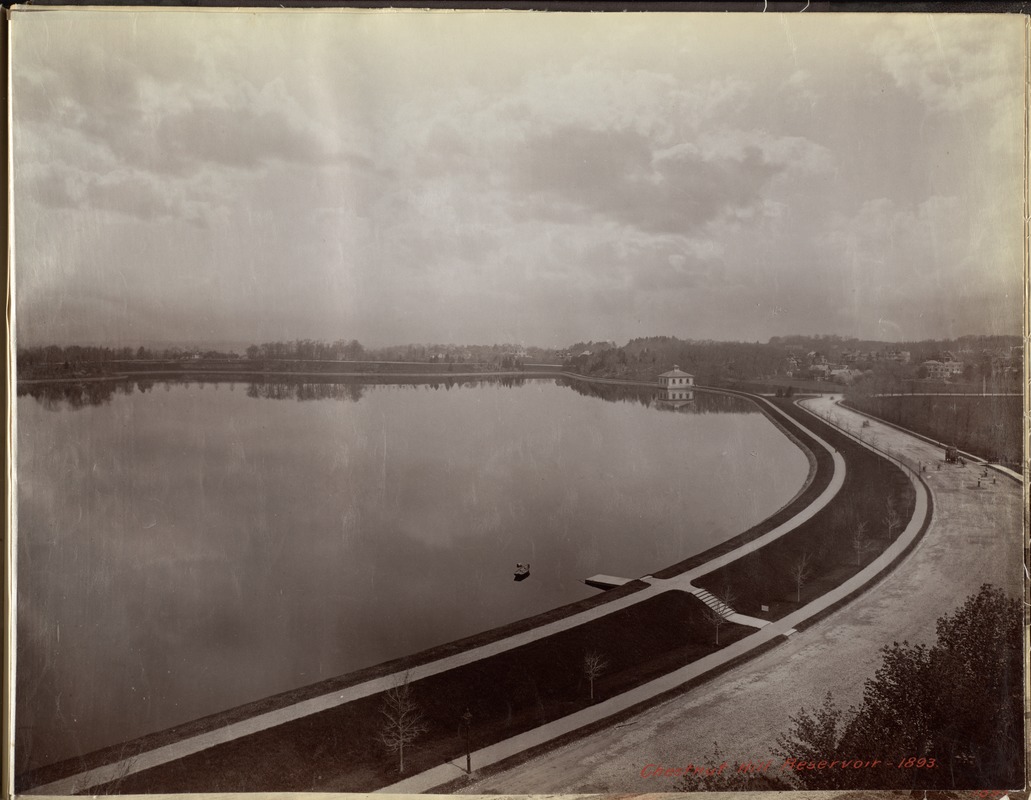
[15, 377, 808, 772]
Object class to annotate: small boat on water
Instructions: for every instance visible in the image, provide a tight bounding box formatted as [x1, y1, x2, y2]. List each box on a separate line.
[514, 563, 530, 581]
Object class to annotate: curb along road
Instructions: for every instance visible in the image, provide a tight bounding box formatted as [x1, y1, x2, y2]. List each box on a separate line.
[379, 395, 931, 794]
[26, 388, 924, 797]
[24, 386, 840, 796]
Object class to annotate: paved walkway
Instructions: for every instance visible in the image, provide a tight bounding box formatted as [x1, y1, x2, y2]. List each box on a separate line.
[378, 398, 931, 793]
[25, 391, 843, 796]
[463, 397, 1020, 794]
[872, 392, 1021, 397]
[836, 398, 1024, 483]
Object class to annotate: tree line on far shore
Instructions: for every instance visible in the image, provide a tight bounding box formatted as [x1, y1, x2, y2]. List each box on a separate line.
[15, 339, 563, 379]
[17, 333, 1022, 395]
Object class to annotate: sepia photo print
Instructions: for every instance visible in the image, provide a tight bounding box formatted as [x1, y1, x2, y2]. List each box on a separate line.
[5, 7, 1027, 797]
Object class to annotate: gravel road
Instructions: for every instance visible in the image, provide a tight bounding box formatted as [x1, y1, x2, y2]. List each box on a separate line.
[461, 397, 1023, 794]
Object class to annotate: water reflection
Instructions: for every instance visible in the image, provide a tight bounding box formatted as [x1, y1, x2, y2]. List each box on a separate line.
[19, 375, 750, 413]
[245, 381, 366, 402]
[16, 378, 805, 773]
[556, 377, 755, 414]
[555, 377, 655, 406]
[656, 388, 695, 409]
[18, 375, 535, 410]
[18, 379, 134, 410]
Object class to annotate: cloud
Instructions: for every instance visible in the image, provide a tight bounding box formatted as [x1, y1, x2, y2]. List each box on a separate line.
[13, 25, 348, 185]
[10, 10, 1025, 347]
[87, 173, 184, 220]
[497, 63, 752, 144]
[813, 194, 1022, 338]
[630, 250, 725, 293]
[20, 165, 197, 222]
[872, 16, 1021, 116]
[508, 124, 814, 238]
[696, 130, 833, 175]
[22, 169, 79, 210]
[155, 104, 337, 173]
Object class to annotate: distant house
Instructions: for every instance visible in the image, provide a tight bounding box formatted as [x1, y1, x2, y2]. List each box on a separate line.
[922, 359, 964, 380]
[829, 366, 862, 384]
[884, 349, 911, 363]
[659, 365, 695, 388]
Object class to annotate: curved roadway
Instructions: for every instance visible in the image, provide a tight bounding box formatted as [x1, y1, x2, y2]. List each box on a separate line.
[382, 395, 931, 793]
[460, 396, 1019, 794]
[28, 390, 945, 796]
[26, 389, 843, 795]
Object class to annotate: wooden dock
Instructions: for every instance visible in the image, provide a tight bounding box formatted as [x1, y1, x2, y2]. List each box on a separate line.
[584, 574, 634, 590]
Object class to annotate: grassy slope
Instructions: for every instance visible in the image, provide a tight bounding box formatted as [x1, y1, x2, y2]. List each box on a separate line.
[694, 399, 916, 618]
[31, 392, 917, 794]
[17, 579, 649, 790]
[89, 593, 749, 794]
[844, 394, 1022, 466]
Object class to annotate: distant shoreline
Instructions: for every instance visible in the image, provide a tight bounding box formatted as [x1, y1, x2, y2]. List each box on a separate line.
[16, 366, 566, 385]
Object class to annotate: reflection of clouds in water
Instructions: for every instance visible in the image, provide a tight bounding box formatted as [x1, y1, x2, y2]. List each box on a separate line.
[555, 487, 580, 520]
[16, 379, 808, 769]
[477, 505, 504, 536]
[575, 539, 602, 575]
[655, 534, 681, 567]
[339, 503, 363, 544]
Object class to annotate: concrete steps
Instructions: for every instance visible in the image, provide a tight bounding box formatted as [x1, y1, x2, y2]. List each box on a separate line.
[693, 587, 736, 617]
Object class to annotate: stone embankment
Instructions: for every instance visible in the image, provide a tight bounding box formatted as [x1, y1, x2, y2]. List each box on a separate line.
[462, 395, 1021, 794]
[21, 383, 958, 796]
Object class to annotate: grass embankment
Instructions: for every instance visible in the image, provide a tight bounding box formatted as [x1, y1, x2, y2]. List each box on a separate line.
[843, 394, 1022, 467]
[90, 593, 748, 794]
[17, 579, 648, 791]
[39, 390, 913, 794]
[693, 399, 916, 619]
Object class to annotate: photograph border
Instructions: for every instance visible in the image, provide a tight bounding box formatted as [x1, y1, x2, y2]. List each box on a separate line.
[3, 3, 1029, 799]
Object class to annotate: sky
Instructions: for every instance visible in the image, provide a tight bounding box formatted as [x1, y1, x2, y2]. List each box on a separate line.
[10, 10, 1027, 349]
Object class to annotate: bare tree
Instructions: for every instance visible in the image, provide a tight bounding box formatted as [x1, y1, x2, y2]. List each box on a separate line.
[883, 500, 901, 540]
[702, 585, 737, 646]
[791, 551, 813, 603]
[851, 521, 869, 566]
[582, 651, 608, 701]
[379, 673, 428, 774]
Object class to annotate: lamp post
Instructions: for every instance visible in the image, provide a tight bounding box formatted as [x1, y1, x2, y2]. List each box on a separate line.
[462, 708, 472, 774]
